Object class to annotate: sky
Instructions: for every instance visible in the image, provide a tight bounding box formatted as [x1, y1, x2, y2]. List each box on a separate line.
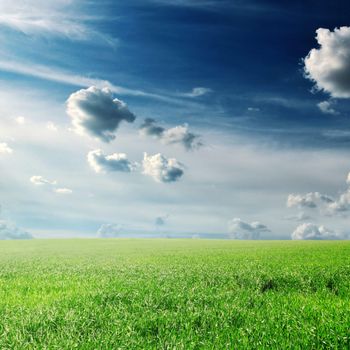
[1, 0, 350, 239]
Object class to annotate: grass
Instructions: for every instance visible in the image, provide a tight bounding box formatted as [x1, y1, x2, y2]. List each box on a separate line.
[0, 239, 349, 349]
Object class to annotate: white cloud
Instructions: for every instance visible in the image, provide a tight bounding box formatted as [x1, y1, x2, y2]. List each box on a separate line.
[87, 149, 134, 174]
[30, 175, 57, 186]
[139, 119, 202, 150]
[0, 219, 32, 240]
[328, 190, 350, 214]
[291, 223, 343, 240]
[304, 27, 350, 98]
[0, 60, 192, 104]
[287, 192, 333, 209]
[54, 188, 73, 195]
[30, 176, 72, 195]
[97, 223, 122, 238]
[228, 218, 270, 239]
[182, 87, 212, 97]
[317, 100, 338, 115]
[15, 116, 26, 124]
[67, 86, 136, 142]
[47, 121, 58, 131]
[0, 0, 117, 44]
[0, 142, 13, 154]
[142, 153, 184, 183]
[247, 107, 260, 112]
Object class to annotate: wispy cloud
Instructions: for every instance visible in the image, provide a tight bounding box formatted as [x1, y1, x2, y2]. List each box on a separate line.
[0, 60, 193, 105]
[0, 0, 117, 45]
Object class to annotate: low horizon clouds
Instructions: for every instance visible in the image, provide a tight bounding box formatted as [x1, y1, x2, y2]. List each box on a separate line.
[292, 223, 345, 240]
[97, 223, 122, 238]
[228, 218, 270, 240]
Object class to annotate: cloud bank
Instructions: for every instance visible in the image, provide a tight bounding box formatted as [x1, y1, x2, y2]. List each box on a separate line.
[291, 223, 344, 240]
[0, 220, 32, 240]
[228, 218, 270, 239]
[87, 149, 134, 174]
[287, 192, 334, 209]
[140, 119, 202, 150]
[142, 153, 184, 183]
[97, 224, 122, 238]
[304, 27, 350, 98]
[67, 86, 136, 142]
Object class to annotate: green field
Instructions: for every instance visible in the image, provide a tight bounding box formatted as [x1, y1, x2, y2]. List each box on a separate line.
[0, 239, 349, 349]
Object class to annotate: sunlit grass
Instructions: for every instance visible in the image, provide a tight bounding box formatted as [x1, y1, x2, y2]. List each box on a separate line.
[0, 239, 349, 349]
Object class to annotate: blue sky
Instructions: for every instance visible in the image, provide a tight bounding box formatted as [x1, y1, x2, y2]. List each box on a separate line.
[0, 0, 350, 239]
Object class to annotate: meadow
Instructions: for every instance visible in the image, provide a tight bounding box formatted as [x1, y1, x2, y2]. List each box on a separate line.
[0, 239, 349, 349]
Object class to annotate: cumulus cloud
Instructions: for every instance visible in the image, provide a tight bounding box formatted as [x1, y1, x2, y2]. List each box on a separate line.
[0, 220, 32, 240]
[30, 175, 57, 186]
[139, 119, 202, 150]
[87, 149, 135, 174]
[97, 223, 122, 238]
[182, 87, 212, 98]
[142, 153, 184, 183]
[304, 27, 350, 98]
[0, 142, 13, 154]
[317, 100, 338, 115]
[287, 192, 334, 209]
[67, 86, 136, 142]
[228, 218, 270, 240]
[291, 223, 344, 240]
[328, 190, 350, 214]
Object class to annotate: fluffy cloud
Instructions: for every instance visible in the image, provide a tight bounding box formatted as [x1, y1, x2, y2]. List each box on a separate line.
[0, 220, 32, 240]
[291, 223, 343, 240]
[139, 119, 202, 150]
[304, 27, 350, 98]
[87, 149, 134, 174]
[324, 172, 350, 215]
[67, 86, 136, 142]
[317, 100, 338, 115]
[287, 192, 333, 209]
[142, 153, 184, 183]
[228, 218, 270, 240]
[328, 190, 350, 214]
[97, 224, 122, 238]
[30, 175, 57, 186]
[0, 142, 13, 154]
